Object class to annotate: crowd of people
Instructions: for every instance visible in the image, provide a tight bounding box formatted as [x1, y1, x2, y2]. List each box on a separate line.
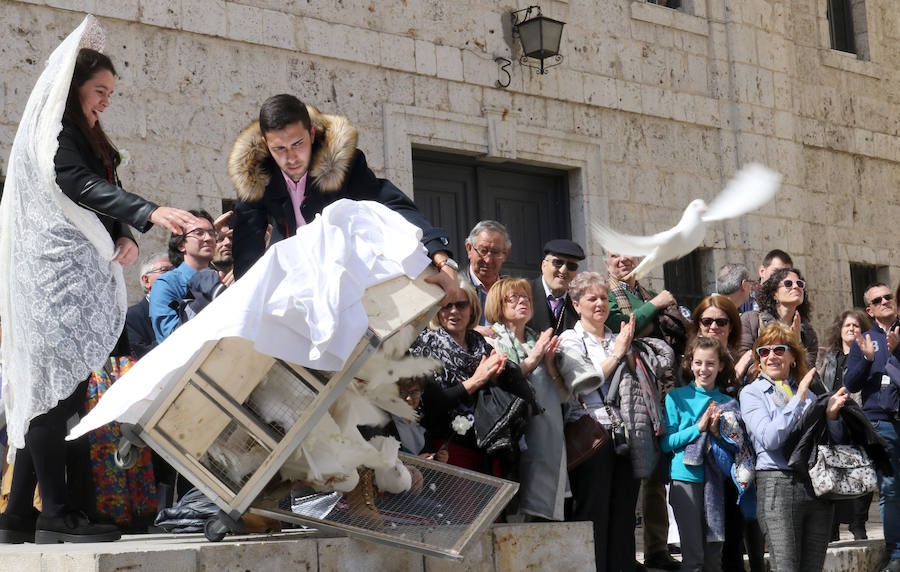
[0, 26, 898, 572]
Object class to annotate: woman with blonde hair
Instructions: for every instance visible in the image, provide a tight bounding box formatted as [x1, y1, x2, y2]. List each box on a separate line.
[408, 281, 505, 473]
[740, 323, 849, 571]
[484, 277, 563, 521]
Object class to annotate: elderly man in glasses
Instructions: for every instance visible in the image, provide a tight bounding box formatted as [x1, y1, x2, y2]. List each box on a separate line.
[604, 250, 681, 572]
[845, 282, 900, 572]
[149, 209, 221, 343]
[525, 239, 585, 337]
[463, 220, 511, 330]
[604, 252, 677, 339]
[125, 251, 173, 358]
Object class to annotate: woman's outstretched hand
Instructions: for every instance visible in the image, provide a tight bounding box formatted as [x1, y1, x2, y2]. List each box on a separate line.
[150, 207, 203, 234]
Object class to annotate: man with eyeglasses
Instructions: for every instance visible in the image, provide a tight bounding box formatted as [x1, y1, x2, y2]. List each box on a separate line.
[463, 220, 511, 329]
[845, 282, 900, 572]
[149, 209, 220, 343]
[527, 239, 584, 336]
[125, 251, 173, 359]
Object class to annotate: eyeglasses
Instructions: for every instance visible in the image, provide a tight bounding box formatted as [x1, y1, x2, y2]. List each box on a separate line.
[441, 300, 470, 312]
[399, 389, 422, 399]
[505, 293, 530, 305]
[184, 228, 217, 240]
[147, 265, 174, 275]
[779, 279, 806, 290]
[546, 257, 579, 272]
[700, 317, 730, 328]
[756, 345, 790, 358]
[473, 246, 505, 259]
[869, 293, 895, 307]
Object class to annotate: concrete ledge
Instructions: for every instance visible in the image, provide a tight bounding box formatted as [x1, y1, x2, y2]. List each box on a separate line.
[0, 522, 595, 572]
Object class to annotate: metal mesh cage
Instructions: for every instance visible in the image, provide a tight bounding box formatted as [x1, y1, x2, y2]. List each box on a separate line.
[202, 420, 273, 494]
[251, 453, 517, 560]
[243, 361, 319, 438]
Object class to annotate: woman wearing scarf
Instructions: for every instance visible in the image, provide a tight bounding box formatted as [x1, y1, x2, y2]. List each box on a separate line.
[0, 17, 198, 543]
[483, 277, 564, 522]
[740, 323, 849, 570]
[408, 282, 506, 472]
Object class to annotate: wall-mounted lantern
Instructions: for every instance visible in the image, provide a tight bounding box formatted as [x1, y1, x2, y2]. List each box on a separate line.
[511, 6, 565, 75]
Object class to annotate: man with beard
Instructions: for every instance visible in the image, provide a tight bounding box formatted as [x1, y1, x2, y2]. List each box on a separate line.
[212, 214, 234, 286]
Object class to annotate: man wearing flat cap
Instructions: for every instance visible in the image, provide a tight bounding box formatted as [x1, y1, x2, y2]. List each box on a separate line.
[527, 238, 585, 336]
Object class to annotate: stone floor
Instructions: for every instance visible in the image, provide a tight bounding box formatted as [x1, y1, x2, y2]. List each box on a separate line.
[0, 498, 887, 571]
[637, 493, 887, 572]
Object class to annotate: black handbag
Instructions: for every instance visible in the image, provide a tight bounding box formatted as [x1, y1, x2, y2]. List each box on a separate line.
[564, 396, 610, 470]
[473, 362, 537, 456]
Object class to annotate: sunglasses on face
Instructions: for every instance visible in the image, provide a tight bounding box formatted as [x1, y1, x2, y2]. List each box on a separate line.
[779, 279, 806, 290]
[399, 389, 422, 399]
[869, 293, 895, 307]
[547, 258, 579, 272]
[441, 300, 470, 312]
[756, 345, 789, 358]
[700, 317, 730, 328]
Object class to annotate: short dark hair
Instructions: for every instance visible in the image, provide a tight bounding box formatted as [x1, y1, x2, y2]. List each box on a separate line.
[259, 94, 312, 135]
[864, 282, 889, 306]
[168, 209, 215, 266]
[762, 249, 793, 268]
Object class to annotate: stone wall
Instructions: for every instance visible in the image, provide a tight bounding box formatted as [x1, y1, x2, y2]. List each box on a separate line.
[1, 0, 898, 334]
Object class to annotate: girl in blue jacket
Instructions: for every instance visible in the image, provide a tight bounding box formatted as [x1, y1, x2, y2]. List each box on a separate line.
[661, 337, 736, 572]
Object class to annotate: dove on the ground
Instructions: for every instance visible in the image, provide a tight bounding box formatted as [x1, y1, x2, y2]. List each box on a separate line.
[592, 163, 782, 281]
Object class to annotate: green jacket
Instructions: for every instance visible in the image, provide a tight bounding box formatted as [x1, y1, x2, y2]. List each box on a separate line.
[605, 283, 663, 337]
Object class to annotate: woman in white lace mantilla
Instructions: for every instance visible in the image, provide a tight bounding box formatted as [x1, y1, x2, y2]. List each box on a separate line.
[0, 16, 199, 544]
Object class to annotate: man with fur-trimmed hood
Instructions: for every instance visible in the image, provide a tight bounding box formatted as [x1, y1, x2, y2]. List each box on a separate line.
[229, 94, 459, 288]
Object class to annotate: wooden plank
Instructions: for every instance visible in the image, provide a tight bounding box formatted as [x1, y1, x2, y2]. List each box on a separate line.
[156, 383, 231, 460]
[362, 268, 443, 339]
[198, 336, 275, 399]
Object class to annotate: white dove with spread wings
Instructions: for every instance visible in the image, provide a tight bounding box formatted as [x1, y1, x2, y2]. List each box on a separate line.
[593, 163, 782, 280]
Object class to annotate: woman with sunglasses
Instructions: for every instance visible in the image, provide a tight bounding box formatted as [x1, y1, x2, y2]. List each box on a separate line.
[408, 282, 506, 473]
[740, 267, 820, 370]
[740, 323, 850, 571]
[484, 277, 565, 522]
[690, 296, 754, 383]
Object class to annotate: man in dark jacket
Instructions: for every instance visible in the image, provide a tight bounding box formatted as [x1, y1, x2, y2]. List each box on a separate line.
[125, 251, 172, 358]
[845, 282, 900, 571]
[526, 239, 584, 336]
[228, 94, 458, 294]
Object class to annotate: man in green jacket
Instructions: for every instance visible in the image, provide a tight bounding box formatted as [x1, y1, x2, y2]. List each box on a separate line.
[604, 252, 676, 337]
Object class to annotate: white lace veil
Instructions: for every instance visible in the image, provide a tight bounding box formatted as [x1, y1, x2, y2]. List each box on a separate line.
[0, 15, 127, 452]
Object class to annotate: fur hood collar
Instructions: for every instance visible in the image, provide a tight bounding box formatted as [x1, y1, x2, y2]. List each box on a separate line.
[228, 104, 358, 201]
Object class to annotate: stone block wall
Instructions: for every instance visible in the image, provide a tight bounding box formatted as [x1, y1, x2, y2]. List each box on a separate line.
[1, 0, 898, 334]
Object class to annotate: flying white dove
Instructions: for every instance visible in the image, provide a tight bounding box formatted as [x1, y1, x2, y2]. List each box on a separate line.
[593, 163, 782, 280]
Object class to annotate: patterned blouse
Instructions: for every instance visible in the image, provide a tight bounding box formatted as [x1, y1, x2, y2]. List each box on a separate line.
[408, 327, 492, 442]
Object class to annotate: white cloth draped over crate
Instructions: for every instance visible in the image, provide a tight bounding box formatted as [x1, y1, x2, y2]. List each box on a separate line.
[69, 198, 431, 440]
[0, 15, 125, 454]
